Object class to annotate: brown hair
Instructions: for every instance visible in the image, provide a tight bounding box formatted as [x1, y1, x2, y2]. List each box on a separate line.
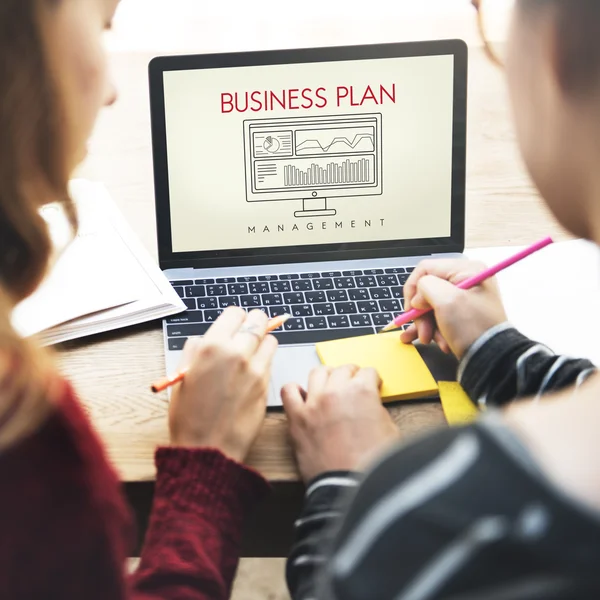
[0, 0, 77, 448]
[520, 0, 600, 96]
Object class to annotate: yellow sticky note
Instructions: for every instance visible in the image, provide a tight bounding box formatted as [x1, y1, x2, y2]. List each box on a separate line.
[438, 381, 479, 425]
[316, 333, 438, 403]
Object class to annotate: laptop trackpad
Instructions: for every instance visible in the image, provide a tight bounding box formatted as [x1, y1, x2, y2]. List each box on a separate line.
[268, 345, 321, 407]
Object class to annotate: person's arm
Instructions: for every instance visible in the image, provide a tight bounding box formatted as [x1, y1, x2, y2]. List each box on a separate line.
[129, 448, 268, 600]
[458, 322, 596, 407]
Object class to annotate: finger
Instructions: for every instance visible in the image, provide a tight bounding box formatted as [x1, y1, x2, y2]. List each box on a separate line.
[354, 367, 383, 391]
[415, 314, 435, 345]
[203, 306, 247, 341]
[417, 275, 464, 311]
[250, 333, 279, 374]
[327, 364, 360, 388]
[281, 383, 306, 419]
[307, 366, 331, 398]
[400, 324, 418, 344]
[179, 336, 203, 368]
[231, 309, 270, 357]
[434, 330, 451, 354]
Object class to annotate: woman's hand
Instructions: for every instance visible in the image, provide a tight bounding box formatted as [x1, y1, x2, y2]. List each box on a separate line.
[400, 259, 508, 359]
[169, 307, 278, 462]
[282, 365, 398, 483]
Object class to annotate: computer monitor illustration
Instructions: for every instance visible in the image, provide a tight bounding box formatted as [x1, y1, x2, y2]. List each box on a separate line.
[243, 113, 383, 218]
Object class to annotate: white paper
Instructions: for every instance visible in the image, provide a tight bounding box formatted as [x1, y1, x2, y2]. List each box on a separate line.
[12, 180, 186, 344]
[467, 239, 600, 366]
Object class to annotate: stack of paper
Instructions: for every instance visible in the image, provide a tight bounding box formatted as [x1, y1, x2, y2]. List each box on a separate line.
[11, 180, 186, 345]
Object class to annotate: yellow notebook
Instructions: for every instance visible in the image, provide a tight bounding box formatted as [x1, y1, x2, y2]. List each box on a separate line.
[315, 333, 438, 403]
[438, 381, 479, 425]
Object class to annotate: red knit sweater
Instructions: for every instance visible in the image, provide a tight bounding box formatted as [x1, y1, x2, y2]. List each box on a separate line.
[0, 379, 269, 599]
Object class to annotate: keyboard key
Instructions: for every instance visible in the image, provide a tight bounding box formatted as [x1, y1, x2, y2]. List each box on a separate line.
[185, 285, 206, 298]
[166, 311, 205, 324]
[271, 328, 372, 344]
[391, 286, 404, 299]
[406, 267, 415, 273]
[349, 289, 369, 301]
[219, 296, 240, 308]
[204, 309, 223, 322]
[327, 315, 350, 328]
[255, 306, 268, 315]
[334, 277, 355, 289]
[173, 287, 184, 298]
[306, 316, 327, 329]
[300, 272, 321, 279]
[327, 290, 348, 302]
[258, 274, 279, 281]
[227, 283, 248, 295]
[364, 269, 384, 275]
[197, 297, 218, 309]
[284, 318, 306, 331]
[357, 301, 379, 313]
[305, 291, 326, 303]
[168, 337, 188, 351]
[398, 274, 411, 284]
[372, 313, 394, 327]
[377, 275, 398, 287]
[206, 284, 226, 296]
[195, 278, 215, 285]
[370, 288, 391, 300]
[380, 299, 402, 312]
[270, 281, 292, 293]
[321, 271, 341, 278]
[313, 278, 334, 290]
[240, 295, 261, 307]
[342, 270, 363, 276]
[250, 282, 269, 294]
[283, 292, 305, 305]
[262, 294, 283, 306]
[216, 277, 236, 283]
[356, 276, 376, 288]
[292, 280, 312, 292]
[335, 302, 358, 315]
[350, 314, 372, 327]
[314, 303, 335, 316]
[279, 274, 300, 280]
[292, 305, 313, 317]
[172, 280, 193, 286]
[384, 267, 406, 274]
[236, 276, 257, 282]
[269, 305, 290, 318]
[167, 323, 211, 337]
[183, 298, 196, 310]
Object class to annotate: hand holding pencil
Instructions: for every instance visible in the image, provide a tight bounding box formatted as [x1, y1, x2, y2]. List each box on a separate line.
[396, 238, 553, 358]
[164, 307, 283, 462]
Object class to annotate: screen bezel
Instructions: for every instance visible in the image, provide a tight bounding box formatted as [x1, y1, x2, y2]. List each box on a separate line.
[149, 40, 468, 270]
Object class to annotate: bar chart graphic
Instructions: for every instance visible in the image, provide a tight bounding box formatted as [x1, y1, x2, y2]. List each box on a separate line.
[284, 157, 373, 187]
[243, 114, 383, 215]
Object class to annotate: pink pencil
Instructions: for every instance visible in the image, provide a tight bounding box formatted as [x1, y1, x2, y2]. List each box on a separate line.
[379, 236, 554, 333]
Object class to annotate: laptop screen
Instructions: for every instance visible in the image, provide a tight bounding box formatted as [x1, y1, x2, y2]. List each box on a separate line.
[161, 52, 456, 256]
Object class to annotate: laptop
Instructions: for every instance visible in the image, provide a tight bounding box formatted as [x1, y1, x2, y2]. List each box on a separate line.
[149, 40, 467, 406]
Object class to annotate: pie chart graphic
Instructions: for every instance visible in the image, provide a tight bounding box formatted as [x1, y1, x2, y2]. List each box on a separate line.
[263, 135, 281, 154]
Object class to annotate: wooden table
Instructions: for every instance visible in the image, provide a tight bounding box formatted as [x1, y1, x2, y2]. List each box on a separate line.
[58, 45, 568, 555]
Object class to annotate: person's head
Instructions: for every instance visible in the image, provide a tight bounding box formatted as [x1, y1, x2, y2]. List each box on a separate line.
[0, 0, 118, 304]
[503, 0, 600, 240]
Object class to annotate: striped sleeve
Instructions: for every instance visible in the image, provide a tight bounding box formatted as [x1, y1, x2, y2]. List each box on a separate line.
[287, 424, 600, 600]
[458, 323, 596, 408]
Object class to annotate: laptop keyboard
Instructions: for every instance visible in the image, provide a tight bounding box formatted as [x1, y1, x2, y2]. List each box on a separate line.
[165, 267, 415, 350]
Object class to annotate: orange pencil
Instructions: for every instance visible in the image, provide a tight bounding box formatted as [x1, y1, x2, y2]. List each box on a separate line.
[151, 313, 290, 393]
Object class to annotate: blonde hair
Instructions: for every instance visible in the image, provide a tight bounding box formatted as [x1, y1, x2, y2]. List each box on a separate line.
[0, 0, 77, 448]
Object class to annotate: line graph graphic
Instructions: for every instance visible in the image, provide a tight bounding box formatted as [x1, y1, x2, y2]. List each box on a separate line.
[296, 127, 375, 155]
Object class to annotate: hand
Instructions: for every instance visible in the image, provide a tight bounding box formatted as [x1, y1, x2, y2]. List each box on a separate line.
[169, 307, 278, 462]
[400, 259, 507, 359]
[281, 365, 398, 483]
